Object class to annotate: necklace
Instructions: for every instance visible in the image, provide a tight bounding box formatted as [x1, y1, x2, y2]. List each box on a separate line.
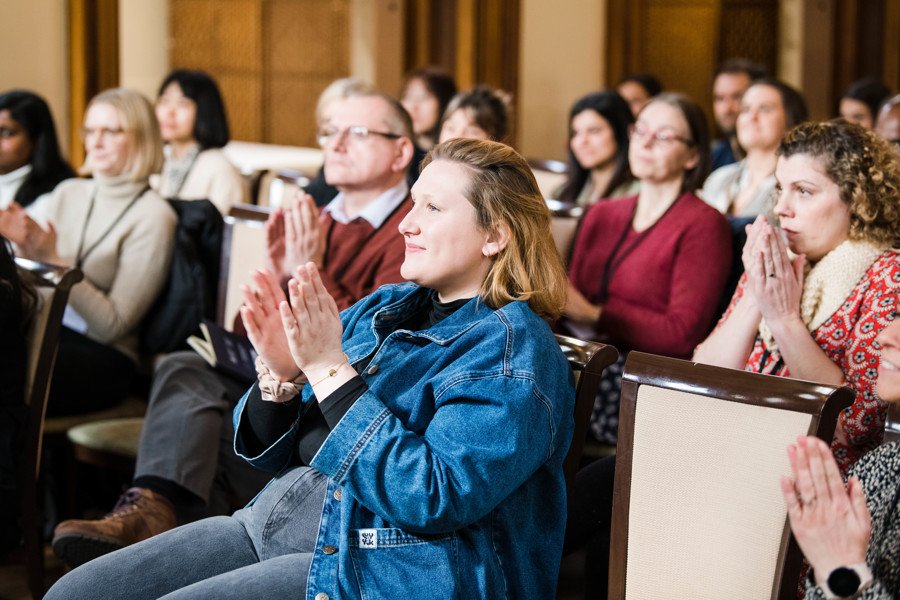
[75, 184, 149, 269]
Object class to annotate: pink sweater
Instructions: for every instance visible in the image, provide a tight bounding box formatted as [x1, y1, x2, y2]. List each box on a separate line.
[567, 192, 731, 358]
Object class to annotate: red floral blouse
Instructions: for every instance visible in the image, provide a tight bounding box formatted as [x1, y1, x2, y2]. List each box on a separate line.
[718, 251, 899, 472]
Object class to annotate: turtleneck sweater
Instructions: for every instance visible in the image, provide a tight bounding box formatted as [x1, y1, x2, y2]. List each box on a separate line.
[0, 164, 32, 209]
[28, 173, 177, 362]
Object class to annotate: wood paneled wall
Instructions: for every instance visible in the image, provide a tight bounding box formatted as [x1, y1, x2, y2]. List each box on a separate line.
[170, 0, 350, 147]
[606, 0, 778, 126]
[68, 0, 120, 165]
[404, 0, 520, 113]
[834, 0, 900, 99]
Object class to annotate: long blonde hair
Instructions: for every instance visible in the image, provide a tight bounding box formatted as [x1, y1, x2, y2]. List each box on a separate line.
[423, 138, 567, 319]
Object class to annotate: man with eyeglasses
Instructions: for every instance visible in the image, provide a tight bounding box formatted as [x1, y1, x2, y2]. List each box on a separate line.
[267, 91, 415, 308]
[52, 90, 415, 568]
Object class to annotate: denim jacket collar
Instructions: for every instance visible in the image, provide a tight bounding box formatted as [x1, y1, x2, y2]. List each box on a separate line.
[367, 284, 497, 346]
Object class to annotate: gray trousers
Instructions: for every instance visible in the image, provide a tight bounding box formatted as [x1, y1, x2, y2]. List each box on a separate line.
[134, 352, 271, 515]
[46, 467, 327, 599]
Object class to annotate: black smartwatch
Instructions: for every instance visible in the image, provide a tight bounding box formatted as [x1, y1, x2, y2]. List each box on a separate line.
[823, 563, 872, 598]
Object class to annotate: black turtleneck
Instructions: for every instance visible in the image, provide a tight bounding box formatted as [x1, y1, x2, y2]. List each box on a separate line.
[243, 294, 472, 463]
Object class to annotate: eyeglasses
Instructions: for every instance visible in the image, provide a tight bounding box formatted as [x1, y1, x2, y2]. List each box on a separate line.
[630, 124, 694, 147]
[80, 127, 127, 141]
[317, 125, 402, 147]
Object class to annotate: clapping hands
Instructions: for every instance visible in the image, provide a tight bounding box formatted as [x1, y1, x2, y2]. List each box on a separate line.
[264, 193, 325, 281]
[241, 262, 347, 398]
[0, 203, 60, 263]
[780, 436, 871, 587]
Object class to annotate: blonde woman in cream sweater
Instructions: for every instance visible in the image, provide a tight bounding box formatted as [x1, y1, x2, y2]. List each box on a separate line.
[13, 88, 176, 416]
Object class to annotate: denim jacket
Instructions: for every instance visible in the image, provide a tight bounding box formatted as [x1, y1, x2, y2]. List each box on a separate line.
[234, 283, 574, 599]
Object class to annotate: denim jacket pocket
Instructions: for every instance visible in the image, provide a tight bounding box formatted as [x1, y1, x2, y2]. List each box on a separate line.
[349, 528, 460, 599]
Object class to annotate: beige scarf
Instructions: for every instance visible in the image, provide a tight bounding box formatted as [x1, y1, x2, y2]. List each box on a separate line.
[758, 239, 885, 352]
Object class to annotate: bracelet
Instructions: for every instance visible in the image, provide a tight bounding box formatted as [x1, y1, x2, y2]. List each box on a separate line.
[255, 356, 306, 403]
[309, 354, 351, 387]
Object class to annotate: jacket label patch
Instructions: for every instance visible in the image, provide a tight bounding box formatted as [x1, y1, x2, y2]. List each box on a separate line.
[359, 529, 377, 549]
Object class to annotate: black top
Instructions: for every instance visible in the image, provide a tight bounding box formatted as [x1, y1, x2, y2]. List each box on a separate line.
[0, 239, 28, 490]
[244, 294, 471, 463]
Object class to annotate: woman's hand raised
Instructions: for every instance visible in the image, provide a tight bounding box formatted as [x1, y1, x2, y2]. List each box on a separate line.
[780, 436, 871, 587]
[240, 269, 301, 382]
[281, 262, 349, 392]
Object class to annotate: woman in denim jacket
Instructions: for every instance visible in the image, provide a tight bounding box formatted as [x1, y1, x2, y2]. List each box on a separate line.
[47, 138, 574, 599]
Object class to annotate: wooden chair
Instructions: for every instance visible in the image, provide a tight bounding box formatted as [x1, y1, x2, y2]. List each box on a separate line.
[546, 198, 583, 262]
[15, 258, 82, 599]
[217, 204, 271, 331]
[527, 157, 569, 199]
[555, 334, 618, 503]
[608, 352, 853, 600]
[883, 402, 900, 444]
[256, 169, 312, 208]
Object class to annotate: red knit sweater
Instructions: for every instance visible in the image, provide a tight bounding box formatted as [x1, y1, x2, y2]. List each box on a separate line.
[567, 192, 731, 358]
[317, 196, 411, 310]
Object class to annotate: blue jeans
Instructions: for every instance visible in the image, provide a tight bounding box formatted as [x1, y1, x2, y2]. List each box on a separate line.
[45, 467, 326, 599]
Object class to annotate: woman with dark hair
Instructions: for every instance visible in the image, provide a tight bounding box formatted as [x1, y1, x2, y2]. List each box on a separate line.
[563, 92, 730, 443]
[0, 236, 35, 553]
[0, 90, 75, 208]
[555, 90, 638, 206]
[400, 67, 457, 151]
[439, 86, 511, 144]
[153, 69, 246, 213]
[695, 120, 900, 472]
[617, 73, 663, 117]
[702, 78, 809, 219]
[839, 77, 892, 130]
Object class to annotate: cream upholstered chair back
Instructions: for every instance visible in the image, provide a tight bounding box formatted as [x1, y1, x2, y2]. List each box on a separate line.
[609, 352, 853, 600]
[527, 157, 568, 199]
[218, 204, 271, 330]
[546, 199, 583, 262]
[256, 169, 312, 208]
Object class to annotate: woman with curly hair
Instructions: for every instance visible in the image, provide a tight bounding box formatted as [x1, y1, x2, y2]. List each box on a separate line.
[694, 119, 900, 472]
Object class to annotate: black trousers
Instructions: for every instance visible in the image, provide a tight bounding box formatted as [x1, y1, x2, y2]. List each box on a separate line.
[46, 327, 137, 417]
[564, 455, 616, 600]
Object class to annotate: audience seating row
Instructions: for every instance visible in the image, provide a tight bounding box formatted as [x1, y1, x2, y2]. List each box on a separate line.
[16, 198, 864, 599]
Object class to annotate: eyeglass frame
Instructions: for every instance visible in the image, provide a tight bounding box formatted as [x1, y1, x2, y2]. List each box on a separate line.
[629, 123, 695, 147]
[80, 127, 128, 142]
[316, 125, 404, 148]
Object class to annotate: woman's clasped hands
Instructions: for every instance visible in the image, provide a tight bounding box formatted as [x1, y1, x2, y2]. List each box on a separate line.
[240, 262, 350, 402]
[742, 215, 806, 328]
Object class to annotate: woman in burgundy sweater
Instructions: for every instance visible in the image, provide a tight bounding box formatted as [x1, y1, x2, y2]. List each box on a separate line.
[562, 93, 731, 444]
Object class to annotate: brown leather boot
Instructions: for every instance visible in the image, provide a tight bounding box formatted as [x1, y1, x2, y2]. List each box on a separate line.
[52, 487, 176, 567]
